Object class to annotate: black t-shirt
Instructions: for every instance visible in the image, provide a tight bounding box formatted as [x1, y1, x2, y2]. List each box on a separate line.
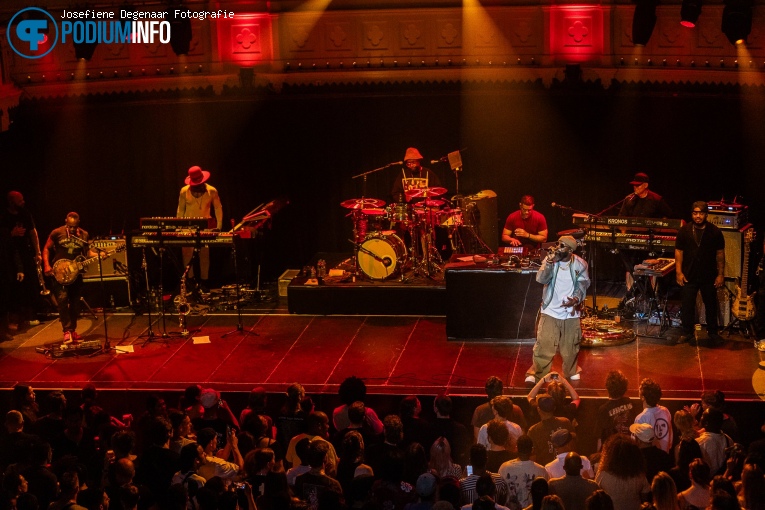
[595, 397, 636, 446]
[48, 226, 90, 263]
[619, 190, 673, 218]
[675, 222, 725, 282]
[0, 209, 35, 254]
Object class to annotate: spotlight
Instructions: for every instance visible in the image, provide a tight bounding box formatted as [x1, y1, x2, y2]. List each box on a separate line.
[721, 0, 752, 45]
[680, 0, 702, 28]
[168, 7, 192, 55]
[632, 0, 658, 46]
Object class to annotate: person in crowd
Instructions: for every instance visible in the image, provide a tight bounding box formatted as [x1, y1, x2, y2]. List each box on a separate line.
[501, 195, 548, 250]
[286, 438, 312, 487]
[432, 394, 470, 467]
[687, 390, 739, 441]
[485, 420, 515, 473]
[285, 412, 338, 477]
[585, 490, 614, 510]
[595, 435, 650, 510]
[635, 378, 673, 453]
[366, 414, 405, 477]
[48, 471, 87, 510]
[11, 385, 38, 431]
[548, 452, 599, 510]
[463, 474, 512, 510]
[169, 410, 195, 454]
[238, 413, 284, 471]
[594, 370, 636, 451]
[429, 437, 462, 479]
[544, 430, 593, 480]
[239, 386, 272, 437]
[473, 377, 527, 442]
[477, 396, 522, 452]
[332, 376, 383, 435]
[332, 401, 376, 453]
[527, 394, 574, 466]
[677, 458, 712, 509]
[528, 373, 580, 426]
[459, 444, 507, 506]
[736, 462, 764, 510]
[708, 475, 737, 502]
[668, 438, 701, 493]
[402, 442, 429, 488]
[525, 235, 590, 383]
[629, 423, 673, 483]
[335, 431, 373, 503]
[407, 472, 438, 510]
[171, 443, 206, 510]
[134, 416, 181, 503]
[242, 448, 289, 510]
[696, 408, 733, 475]
[34, 390, 67, 446]
[193, 388, 240, 447]
[650, 472, 680, 510]
[1, 411, 33, 471]
[276, 383, 308, 449]
[400, 396, 432, 450]
[21, 439, 57, 510]
[675, 201, 726, 346]
[196, 427, 243, 481]
[370, 447, 417, 509]
[293, 441, 343, 509]
[525, 477, 550, 510]
[1, 466, 29, 510]
[498, 435, 548, 509]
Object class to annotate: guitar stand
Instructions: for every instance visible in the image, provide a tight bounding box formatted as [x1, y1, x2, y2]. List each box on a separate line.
[722, 317, 757, 338]
[80, 297, 98, 320]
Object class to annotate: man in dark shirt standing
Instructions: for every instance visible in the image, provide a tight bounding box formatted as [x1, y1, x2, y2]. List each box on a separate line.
[675, 201, 726, 345]
[594, 370, 636, 452]
[618, 173, 672, 218]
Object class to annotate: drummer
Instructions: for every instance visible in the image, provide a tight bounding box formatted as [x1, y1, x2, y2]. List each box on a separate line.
[391, 147, 442, 203]
[501, 195, 548, 250]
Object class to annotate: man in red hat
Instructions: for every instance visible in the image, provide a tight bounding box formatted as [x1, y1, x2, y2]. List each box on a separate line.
[391, 147, 442, 203]
[177, 166, 223, 289]
[618, 172, 672, 218]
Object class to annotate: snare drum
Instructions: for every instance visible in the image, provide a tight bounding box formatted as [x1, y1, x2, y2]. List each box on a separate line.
[358, 232, 407, 280]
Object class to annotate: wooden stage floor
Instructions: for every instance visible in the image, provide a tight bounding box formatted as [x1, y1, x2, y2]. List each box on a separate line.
[1, 309, 764, 402]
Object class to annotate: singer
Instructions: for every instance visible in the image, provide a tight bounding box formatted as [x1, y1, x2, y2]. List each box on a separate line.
[42, 212, 101, 344]
[525, 235, 590, 383]
[391, 147, 442, 203]
[501, 195, 548, 250]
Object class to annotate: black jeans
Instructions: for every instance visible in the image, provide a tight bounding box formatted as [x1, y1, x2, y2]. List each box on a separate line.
[52, 276, 83, 332]
[680, 280, 719, 334]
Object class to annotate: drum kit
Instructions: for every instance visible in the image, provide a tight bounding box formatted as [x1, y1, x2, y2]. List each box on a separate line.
[341, 187, 465, 281]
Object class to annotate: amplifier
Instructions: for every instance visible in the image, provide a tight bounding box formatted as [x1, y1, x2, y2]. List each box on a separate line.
[81, 277, 131, 308]
[707, 201, 748, 230]
[83, 238, 128, 279]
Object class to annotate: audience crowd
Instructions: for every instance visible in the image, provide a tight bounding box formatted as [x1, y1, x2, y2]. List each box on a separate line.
[1, 373, 764, 510]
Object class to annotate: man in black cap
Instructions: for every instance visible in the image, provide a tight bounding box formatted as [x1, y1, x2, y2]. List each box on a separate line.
[675, 201, 725, 345]
[618, 172, 672, 218]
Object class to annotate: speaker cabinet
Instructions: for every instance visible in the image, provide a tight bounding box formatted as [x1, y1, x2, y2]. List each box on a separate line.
[82, 239, 128, 279]
[81, 277, 131, 308]
[721, 224, 753, 279]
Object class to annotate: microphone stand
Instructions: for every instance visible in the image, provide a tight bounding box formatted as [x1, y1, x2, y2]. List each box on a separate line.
[89, 247, 119, 357]
[222, 234, 258, 339]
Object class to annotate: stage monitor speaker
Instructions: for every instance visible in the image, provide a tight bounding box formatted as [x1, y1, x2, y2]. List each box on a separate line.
[463, 191, 498, 252]
[721, 224, 752, 279]
[82, 238, 128, 279]
[81, 277, 131, 308]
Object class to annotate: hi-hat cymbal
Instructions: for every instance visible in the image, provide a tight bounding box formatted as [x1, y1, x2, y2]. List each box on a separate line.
[340, 198, 386, 209]
[361, 208, 386, 216]
[405, 187, 447, 199]
[419, 199, 446, 208]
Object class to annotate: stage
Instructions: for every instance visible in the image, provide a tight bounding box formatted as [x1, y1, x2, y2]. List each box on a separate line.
[1, 301, 763, 403]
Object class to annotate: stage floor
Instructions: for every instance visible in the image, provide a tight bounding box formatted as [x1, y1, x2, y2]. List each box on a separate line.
[1, 306, 764, 402]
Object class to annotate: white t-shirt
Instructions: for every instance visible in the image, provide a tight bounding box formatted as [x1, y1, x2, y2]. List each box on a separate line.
[634, 406, 673, 453]
[544, 452, 594, 479]
[477, 420, 523, 449]
[543, 261, 576, 320]
[498, 458, 548, 509]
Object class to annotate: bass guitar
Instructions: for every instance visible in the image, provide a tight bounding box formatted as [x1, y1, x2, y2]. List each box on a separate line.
[732, 228, 756, 321]
[52, 244, 126, 285]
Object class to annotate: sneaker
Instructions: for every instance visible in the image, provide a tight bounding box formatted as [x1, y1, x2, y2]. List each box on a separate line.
[676, 333, 692, 344]
[71, 331, 83, 341]
[63, 332, 73, 344]
[570, 373, 581, 381]
[27, 319, 40, 326]
[524, 375, 536, 384]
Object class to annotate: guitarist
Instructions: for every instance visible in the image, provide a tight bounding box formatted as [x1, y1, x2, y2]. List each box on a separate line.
[42, 212, 102, 344]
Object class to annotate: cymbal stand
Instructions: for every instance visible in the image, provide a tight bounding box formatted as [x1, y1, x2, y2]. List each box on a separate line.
[137, 247, 160, 341]
[141, 229, 178, 346]
[89, 251, 120, 357]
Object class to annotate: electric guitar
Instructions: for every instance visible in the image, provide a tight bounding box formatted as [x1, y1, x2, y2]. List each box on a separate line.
[732, 228, 756, 321]
[52, 244, 126, 285]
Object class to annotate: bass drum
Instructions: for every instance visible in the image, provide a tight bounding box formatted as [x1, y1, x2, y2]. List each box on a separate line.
[358, 232, 407, 280]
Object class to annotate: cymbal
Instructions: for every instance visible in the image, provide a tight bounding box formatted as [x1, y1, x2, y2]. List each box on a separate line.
[405, 187, 447, 199]
[340, 198, 385, 209]
[361, 208, 386, 216]
[420, 199, 446, 208]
